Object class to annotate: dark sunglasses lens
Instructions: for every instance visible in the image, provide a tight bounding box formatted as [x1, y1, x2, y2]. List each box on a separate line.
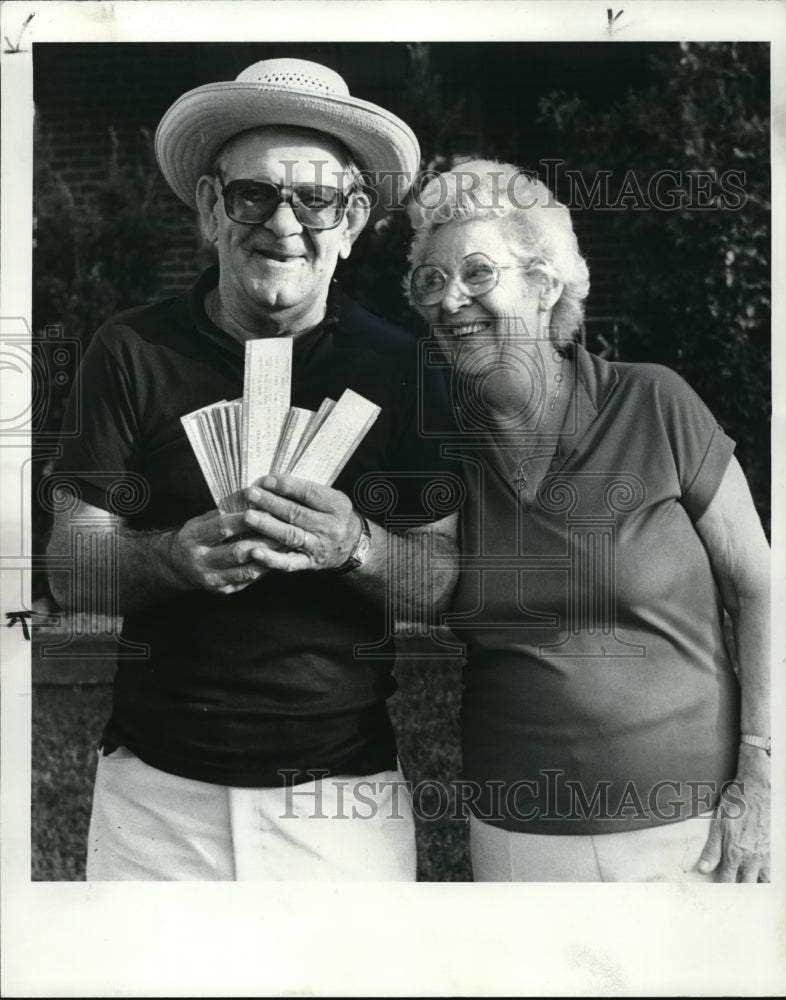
[292, 186, 345, 229]
[223, 180, 345, 229]
[411, 266, 446, 304]
[223, 180, 279, 223]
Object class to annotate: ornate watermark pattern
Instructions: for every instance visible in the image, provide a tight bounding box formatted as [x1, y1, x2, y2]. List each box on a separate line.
[0, 320, 82, 441]
[36, 474, 150, 659]
[417, 325, 570, 441]
[1, 319, 82, 631]
[352, 470, 466, 659]
[359, 325, 648, 658]
[0, 316, 154, 656]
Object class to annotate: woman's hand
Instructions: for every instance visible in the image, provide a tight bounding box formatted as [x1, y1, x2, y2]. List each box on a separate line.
[694, 458, 770, 882]
[696, 746, 770, 882]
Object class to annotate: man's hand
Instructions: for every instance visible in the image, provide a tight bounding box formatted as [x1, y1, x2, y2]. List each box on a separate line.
[47, 497, 286, 613]
[242, 475, 361, 573]
[168, 508, 278, 594]
[696, 749, 770, 882]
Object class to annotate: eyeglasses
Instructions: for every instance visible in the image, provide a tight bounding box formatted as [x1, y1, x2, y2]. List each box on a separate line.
[216, 171, 351, 230]
[409, 252, 532, 306]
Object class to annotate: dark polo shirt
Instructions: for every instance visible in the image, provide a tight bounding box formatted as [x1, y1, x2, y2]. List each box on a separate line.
[453, 343, 739, 834]
[55, 267, 459, 786]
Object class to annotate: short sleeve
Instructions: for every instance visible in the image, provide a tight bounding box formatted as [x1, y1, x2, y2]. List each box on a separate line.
[653, 366, 735, 523]
[680, 423, 735, 521]
[376, 359, 463, 523]
[53, 323, 139, 511]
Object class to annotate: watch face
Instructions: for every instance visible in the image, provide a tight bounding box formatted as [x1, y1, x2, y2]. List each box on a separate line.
[353, 533, 371, 565]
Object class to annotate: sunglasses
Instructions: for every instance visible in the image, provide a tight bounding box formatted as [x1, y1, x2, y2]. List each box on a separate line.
[216, 171, 351, 230]
[409, 252, 532, 306]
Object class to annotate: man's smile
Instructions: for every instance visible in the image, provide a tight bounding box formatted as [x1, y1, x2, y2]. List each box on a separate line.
[253, 248, 306, 264]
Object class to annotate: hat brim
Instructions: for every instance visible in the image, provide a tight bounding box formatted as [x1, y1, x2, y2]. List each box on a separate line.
[155, 82, 421, 211]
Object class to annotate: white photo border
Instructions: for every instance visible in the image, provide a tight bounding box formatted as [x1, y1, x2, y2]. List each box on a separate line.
[1, 2, 784, 996]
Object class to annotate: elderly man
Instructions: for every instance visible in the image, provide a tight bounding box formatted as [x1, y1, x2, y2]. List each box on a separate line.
[47, 59, 459, 881]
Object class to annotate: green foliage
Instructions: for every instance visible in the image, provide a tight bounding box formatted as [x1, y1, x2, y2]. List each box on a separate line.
[33, 127, 173, 370]
[343, 43, 771, 526]
[338, 44, 469, 333]
[32, 128, 174, 598]
[539, 43, 770, 527]
[32, 682, 111, 880]
[390, 659, 471, 881]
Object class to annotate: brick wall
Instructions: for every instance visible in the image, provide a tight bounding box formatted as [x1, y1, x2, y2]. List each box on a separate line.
[33, 41, 636, 332]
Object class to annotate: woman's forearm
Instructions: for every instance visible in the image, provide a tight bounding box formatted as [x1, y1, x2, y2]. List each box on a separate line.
[731, 588, 771, 740]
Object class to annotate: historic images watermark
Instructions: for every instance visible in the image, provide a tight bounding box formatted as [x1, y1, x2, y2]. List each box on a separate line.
[277, 768, 747, 824]
[406, 160, 747, 213]
[296, 159, 749, 213]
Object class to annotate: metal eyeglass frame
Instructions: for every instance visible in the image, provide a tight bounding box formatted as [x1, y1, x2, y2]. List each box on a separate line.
[409, 252, 537, 305]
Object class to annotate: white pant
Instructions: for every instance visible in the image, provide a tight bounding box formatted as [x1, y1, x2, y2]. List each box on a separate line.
[470, 813, 718, 882]
[87, 747, 416, 881]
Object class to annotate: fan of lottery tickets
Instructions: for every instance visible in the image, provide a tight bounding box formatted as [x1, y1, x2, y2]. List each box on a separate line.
[181, 339, 380, 514]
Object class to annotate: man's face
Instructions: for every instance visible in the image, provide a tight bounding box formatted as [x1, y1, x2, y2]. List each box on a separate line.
[204, 128, 360, 325]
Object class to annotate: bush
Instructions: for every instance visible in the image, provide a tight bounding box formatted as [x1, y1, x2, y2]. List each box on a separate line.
[338, 43, 471, 332]
[34, 127, 173, 346]
[539, 43, 771, 529]
[32, 128, 174, 599]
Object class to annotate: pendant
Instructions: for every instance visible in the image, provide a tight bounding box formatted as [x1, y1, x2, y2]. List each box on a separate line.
[515, 462, 528, 495]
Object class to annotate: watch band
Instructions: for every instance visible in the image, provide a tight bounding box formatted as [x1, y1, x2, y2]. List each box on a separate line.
[333, 510, 371, 574]
[740, 734, 771, 756]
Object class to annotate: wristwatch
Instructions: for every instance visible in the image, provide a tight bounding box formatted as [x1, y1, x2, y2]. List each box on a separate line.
[740, 734, 771, 756]
[333, 511, 371, 574]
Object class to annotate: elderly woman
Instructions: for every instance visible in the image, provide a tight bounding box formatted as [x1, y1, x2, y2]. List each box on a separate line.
[406, 160, 770, 882]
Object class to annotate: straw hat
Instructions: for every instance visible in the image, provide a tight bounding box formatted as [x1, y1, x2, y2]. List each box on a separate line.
[155, 58, 421, 210]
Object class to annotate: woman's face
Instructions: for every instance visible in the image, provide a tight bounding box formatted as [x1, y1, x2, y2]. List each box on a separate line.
[414, 218, 550, 420]
[413, 218, 543, 340]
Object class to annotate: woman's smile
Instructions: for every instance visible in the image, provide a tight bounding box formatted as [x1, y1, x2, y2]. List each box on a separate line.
[441, 318, 494, 338]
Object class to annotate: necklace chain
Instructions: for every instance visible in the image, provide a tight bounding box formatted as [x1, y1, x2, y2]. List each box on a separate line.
[514, 351, 566, 498]
[205, 287, 219, 326]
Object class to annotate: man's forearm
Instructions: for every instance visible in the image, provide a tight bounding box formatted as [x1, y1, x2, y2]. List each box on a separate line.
[344, 514, 459, 621]
[117, 527, 193, 611]
[49, 523, 190, 616]
[48, 501, 279, 616]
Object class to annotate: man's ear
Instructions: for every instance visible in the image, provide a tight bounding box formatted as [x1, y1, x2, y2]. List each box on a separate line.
[338, 192, 371, 260]
[196, 175, 220, 245]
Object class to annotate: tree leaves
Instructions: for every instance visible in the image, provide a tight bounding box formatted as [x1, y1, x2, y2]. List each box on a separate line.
[539, 43, 770, 530]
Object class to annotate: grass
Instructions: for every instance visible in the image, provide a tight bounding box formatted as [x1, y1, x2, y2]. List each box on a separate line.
[31, 683, 113, 881]
[390, 659, 472, 881]
[31, 657, 471, 882]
